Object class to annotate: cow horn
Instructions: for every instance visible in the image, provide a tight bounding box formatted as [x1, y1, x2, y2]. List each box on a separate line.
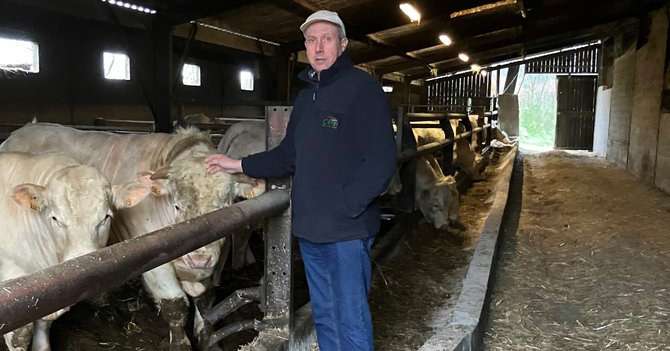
[150, 166, 171, 180]
[232, 174, 258, 185]
[166, 133, 211, 163]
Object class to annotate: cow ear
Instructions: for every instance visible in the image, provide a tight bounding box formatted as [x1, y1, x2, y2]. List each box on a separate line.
[149, 179, 169, 197]
[112, 181, 151, 209]
[13, 183, 47, 211]
[137, 172, 169, 197]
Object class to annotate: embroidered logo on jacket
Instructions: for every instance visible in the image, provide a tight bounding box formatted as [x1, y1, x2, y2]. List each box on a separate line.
[321, 116, 339, 129]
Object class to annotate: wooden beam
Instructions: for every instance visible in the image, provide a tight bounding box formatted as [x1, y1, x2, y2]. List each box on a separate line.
[165, 0, 266, 25]
[449, 0, 519, 19]
[404, 23, 619, 80]
[373, 0, 638, 75]
[173, 23, 279, 56]
[353, 0, 606, 64]
[353, 22, 524, 64]
[150, 19, 174, 132]
[6, 0, 153, 30]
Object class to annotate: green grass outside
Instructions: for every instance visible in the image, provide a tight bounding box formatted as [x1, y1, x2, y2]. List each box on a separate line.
[518, 74, 557, 148]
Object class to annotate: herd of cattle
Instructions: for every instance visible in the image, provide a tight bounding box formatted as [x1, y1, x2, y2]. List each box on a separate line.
[0, 116, 512, 351]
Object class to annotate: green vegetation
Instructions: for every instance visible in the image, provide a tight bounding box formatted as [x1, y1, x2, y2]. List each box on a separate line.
[518, 74, 557, 147]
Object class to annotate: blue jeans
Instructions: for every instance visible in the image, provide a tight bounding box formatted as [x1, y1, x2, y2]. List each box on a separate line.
[298, 237, 375, 351]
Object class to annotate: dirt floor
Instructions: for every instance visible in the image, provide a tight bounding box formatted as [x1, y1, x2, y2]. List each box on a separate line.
[483, 151, 670, 350]
[369, 149, 512, 351]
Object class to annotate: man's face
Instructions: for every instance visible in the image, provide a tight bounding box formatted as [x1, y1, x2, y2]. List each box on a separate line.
[304, 21, 348, 74]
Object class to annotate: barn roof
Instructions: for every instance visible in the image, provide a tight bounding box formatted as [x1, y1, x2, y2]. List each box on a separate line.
[7, 0, 668, 80]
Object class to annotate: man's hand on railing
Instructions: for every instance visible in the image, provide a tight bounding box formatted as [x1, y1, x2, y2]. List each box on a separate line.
[205, 154, 243, 174]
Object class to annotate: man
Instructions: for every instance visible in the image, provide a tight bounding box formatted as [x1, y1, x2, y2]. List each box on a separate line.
[205, 10, 396, 351]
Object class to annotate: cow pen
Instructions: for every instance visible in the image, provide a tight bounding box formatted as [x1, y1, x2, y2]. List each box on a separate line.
[2, 2, 670, 350]
[0, 102, 510, 351]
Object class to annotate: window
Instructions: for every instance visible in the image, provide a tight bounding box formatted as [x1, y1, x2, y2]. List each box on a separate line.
[382, 85, 394, 93]
[103, 52, 130, 80]
[239, 70, 254, 91]
[182, 63, 201, 86]
[0, 37, 39, 73]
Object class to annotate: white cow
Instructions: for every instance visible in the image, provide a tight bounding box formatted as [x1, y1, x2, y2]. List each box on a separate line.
[414, 154, 460, 230]
[468, 115, 481, 153]
[1, 123, 240, 350]
[216, 121, 267, 270]
[414, 120, 484, 180]
[386, 126, 461, 230]
[492, 127, 515, 146]
[0, 152, 150, 351]
[217, 121, 266, 201]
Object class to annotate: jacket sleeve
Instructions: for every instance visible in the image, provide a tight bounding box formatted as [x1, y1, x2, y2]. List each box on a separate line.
[241, 107, 298, 179]
[341, 81, 397, 218]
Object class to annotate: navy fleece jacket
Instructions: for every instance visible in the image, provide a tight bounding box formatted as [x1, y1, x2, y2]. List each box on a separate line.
[241, 53, 397, 243]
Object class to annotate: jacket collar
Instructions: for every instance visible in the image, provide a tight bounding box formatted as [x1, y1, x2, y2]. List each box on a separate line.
[299, 51, 353, 85]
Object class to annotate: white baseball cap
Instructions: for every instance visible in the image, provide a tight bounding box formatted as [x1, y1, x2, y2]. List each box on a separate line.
[300, 10, 347, 37]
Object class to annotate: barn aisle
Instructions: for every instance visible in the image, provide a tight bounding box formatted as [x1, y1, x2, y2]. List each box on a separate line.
[484, 151, 670, 350]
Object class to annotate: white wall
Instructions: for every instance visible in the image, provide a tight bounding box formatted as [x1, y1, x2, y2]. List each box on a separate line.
[593, 86, 612, 157]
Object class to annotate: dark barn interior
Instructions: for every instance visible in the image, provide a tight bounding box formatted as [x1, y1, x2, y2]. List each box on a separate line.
[1, 0, 670, 350]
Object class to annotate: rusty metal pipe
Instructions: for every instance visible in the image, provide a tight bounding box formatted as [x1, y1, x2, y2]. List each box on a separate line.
[208, 319, 262, 347]
[397, 126, 489, 164]
[406, 112, 467, 120]
[0, 190, 290, 334]
[204, 287, 260, 324]
[398, 138, 455, 163]
[409, 123, 448, 129]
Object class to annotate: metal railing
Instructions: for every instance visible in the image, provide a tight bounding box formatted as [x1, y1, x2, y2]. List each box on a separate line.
[0, 106, 295, 351]
[0, 190, 289, 334]
[0, 103, 498, 349]
[392, 104, 497, 212]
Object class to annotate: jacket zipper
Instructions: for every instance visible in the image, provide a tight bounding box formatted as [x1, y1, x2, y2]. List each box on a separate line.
[312, 82, 319, 102]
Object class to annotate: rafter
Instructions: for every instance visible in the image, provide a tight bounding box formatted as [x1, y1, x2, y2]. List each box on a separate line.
[353, 0, 618, 64]
[165, 0, 266, 25]
[370, 0, 639, 76]
[403, 22, 622, 80]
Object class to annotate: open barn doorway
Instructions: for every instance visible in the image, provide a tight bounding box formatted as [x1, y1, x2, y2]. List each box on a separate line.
[516, 43, 600, 151]
[518, 72, 558, 150]
[517, 73, 598, 151]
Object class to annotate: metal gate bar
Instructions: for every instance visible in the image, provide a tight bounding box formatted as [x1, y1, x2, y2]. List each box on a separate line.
[0, 190, 290, 334]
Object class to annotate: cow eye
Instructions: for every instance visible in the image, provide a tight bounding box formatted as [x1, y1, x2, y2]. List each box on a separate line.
[175, 205, 181, 211]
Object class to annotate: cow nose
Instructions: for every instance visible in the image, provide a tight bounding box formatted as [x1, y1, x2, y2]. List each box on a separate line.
[186, 253, 213, 269]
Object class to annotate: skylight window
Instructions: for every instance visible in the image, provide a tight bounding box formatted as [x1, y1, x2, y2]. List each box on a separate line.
[182, 63, 201, 86]
[103, 52, 130, 80]
[0, 37, 39, 73]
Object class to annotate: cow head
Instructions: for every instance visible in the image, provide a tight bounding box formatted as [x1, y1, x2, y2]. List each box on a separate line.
[147, 150, 237, 295]
[418, 186, 450, 230]
[12, 165, 151, 262]
[417, 176, 459, 230]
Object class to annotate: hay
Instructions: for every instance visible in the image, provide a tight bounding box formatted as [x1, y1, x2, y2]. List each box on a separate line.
[368, 149, 513, 350]
[484, 152, 670, 350]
